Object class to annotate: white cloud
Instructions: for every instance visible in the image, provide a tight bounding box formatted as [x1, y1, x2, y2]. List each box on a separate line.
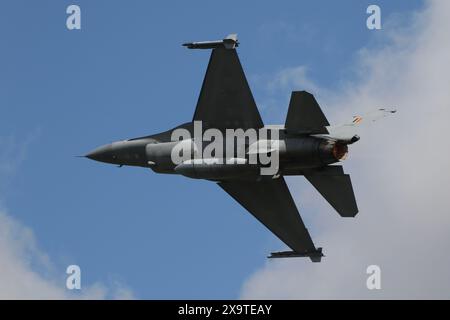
[0, 135, 134, 299]
[0, 208, 134, 299]
[267, 66, 321, 94]
[241, 0, 450, 299]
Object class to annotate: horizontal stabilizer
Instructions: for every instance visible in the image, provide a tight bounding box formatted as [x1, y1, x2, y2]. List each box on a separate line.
[269, 248, 324, 262]
[305, 170, 358, 217]
[304, 165, 344, 175]
[285, 91, 330, 134]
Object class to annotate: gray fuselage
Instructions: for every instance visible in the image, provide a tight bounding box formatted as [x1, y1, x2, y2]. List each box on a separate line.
[86, 122, 346, 181]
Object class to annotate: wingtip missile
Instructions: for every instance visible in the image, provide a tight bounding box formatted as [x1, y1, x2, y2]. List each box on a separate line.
[182, 33, 239, 50]
[268, 248, 324, 262]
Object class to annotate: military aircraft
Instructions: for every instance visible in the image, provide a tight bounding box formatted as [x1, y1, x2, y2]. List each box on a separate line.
[85, 34, 395, 262]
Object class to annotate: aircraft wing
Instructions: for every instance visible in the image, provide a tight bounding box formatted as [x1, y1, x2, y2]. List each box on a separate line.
[192, 46, 264, 130]
[218, 177, 322, 261]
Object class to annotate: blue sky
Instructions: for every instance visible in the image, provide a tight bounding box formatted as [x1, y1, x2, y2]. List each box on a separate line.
[0, 0, 424, 298]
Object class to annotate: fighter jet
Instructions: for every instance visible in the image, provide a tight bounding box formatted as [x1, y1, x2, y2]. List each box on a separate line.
[85, 34, 395, 262]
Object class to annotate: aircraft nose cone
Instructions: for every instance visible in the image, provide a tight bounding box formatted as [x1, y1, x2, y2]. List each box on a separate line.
[85, 144, 114, 163]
